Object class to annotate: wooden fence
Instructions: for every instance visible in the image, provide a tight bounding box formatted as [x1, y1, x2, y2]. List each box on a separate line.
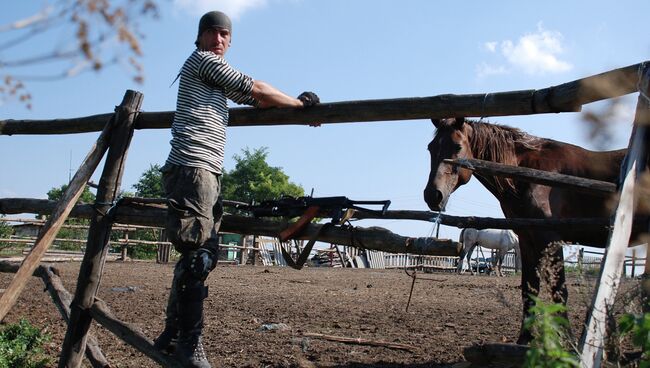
[0, 61, 648, 368]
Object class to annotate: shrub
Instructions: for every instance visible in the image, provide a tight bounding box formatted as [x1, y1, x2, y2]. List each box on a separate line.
[523, 296, 579, 368]
[129, 243, 158, 260]
[0, 319, 51, 368]
[619, 312, 650, 367]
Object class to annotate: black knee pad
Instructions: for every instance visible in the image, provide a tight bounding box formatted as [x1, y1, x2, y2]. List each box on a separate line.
[176, 258, 209, 302]
[189, 248, 218, 281]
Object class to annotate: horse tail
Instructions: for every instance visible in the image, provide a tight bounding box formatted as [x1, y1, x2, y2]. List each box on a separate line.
[459, 228, 466, 246]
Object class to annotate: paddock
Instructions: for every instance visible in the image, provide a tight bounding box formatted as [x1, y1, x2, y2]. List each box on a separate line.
[0, 260, 642, 367]
[0, 61, 648, 367]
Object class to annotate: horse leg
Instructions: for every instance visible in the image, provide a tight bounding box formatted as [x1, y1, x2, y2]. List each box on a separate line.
[494, 251, 503, 277]
[541, 241, 572, 339]
[468, 244, 477, 275]
[457, 247, 468, 274]
[497, 253, 503, 277]
[517, 236, 541, 345]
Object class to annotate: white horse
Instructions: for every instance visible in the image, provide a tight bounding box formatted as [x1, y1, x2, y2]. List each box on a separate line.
[456, 228, 520, 277]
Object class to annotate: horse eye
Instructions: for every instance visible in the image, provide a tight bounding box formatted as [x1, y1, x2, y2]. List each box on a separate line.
[454, 144, 462, 152]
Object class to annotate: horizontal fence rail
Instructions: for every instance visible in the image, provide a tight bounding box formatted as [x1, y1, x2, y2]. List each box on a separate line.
[0, 62, 645, 135]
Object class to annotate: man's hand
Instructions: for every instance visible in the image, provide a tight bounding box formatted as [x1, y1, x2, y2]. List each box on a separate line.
[297, 91, 320, 107]
[297, 91, 321, 126]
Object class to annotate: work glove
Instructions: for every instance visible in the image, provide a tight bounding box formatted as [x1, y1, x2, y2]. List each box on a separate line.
[190, 248, 217, 281]
[297, 91, 320, 107]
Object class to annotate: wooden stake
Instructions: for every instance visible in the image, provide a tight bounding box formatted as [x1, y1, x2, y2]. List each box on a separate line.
[89, 299, 183, 368]
[0, 261, 110, 368]
[59, 90, 143, 368]
[579, 162, 636, 367]
[303, 332, 416, 351]
[0, 116, 112, 322]
[580, 63, 650, 367]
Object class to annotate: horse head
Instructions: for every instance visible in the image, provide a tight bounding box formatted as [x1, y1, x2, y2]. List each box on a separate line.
[423, 117, 474, 211]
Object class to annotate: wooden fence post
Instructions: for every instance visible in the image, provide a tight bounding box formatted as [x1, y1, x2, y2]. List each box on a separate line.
[157, 228, 170, 264]
[120, 231, 129, 261]
[238, 235, 247, 265]
[580, 63, 650, 368]
[58, 90, 143, 368]
[641, 244, 650, 313]
[0, 114, 113, 322]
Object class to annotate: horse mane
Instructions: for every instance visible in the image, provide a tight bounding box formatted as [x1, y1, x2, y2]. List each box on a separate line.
[466, 120, 545, 195]
[467, 119, 543, 166]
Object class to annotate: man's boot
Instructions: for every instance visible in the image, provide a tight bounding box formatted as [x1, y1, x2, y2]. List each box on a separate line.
[175, 330, 210, 368]
[153, 326, 179, 355]
[155, 260, 184, 354]
[175, 274, 211, 368]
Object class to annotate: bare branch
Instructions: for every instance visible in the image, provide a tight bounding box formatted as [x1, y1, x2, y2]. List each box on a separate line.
[0, 0, 159, 108]
[0, 50, 80, 67]
[0, 6, 54, 32]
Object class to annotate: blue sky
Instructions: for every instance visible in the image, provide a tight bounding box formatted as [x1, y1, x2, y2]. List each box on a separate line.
[1, 0, 648, 248]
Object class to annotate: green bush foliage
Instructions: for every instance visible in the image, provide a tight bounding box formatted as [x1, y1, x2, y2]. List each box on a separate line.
[523, 296, 579, 368]
[619, 312, 650, 367]
[0, 319, 51, 368]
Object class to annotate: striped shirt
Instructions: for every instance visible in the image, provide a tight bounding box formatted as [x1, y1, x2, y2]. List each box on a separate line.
[166, 49, 257, 174]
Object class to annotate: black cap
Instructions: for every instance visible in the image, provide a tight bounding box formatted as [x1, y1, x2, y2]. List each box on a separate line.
[196, 11, 232, 45]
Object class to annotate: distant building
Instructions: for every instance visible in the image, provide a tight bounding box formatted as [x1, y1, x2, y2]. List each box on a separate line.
[12, 223, 41, 238]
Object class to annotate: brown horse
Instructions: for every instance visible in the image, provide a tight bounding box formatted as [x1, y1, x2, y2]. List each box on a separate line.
[423, 117, 627, 344]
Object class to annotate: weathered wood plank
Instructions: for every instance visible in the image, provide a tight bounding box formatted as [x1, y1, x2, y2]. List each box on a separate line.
[2, 197, 644, 231]
[445, 158, 617, 195]
[0, 116, 112, 322]
[0, 62, 644, 135]
[89, 298, 183, 368]
[580, 63, 650, 367]
[0, 198, 460, 256]
[59, 90, 143, 368]
[580, 162, 637, 367]
[0, 262, 110, 368]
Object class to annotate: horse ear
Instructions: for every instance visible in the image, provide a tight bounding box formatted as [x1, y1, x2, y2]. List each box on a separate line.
[431, 119, 442, 128]
[452, 117, 466, 129]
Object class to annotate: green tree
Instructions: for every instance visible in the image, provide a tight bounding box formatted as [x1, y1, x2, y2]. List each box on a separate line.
[132, 164, 164, 198]
[0, 220, 12, 239]
[221, 147, 304, 203]
[46, 184, 96, 204]
[46, 184, 94, 250]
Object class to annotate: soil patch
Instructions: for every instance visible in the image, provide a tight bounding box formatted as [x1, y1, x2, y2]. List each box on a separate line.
[0, 261, 642, 367]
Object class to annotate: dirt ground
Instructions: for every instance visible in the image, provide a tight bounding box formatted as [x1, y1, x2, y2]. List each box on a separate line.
[0, 261, 643, 367]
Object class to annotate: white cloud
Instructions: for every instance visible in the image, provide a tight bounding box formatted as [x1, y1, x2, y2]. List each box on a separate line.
[477, 23, 572, 78]
[484, 42, 497, 53]
[174, 0, 269, 19]
[476, 62, 508, 79]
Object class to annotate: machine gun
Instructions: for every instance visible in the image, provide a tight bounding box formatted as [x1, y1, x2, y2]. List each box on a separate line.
[242, 195, 388, 221]
[237, 196, 390, 269]
[238, 195, 391, 242]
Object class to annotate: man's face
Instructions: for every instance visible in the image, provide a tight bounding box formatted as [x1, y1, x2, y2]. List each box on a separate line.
[199, 27, 231, 56]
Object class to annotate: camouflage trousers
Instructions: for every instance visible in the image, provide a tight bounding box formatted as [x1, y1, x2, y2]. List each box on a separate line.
[160, 163, 222, 330]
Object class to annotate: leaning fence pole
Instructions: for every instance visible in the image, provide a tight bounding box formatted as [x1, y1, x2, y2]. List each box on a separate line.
[0, 116, 113, 322]
[59, 90, 143, 368]
[579, 63, 650, 368]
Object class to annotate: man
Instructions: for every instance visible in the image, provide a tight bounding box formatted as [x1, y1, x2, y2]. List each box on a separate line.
[154, 11, 319, 367]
